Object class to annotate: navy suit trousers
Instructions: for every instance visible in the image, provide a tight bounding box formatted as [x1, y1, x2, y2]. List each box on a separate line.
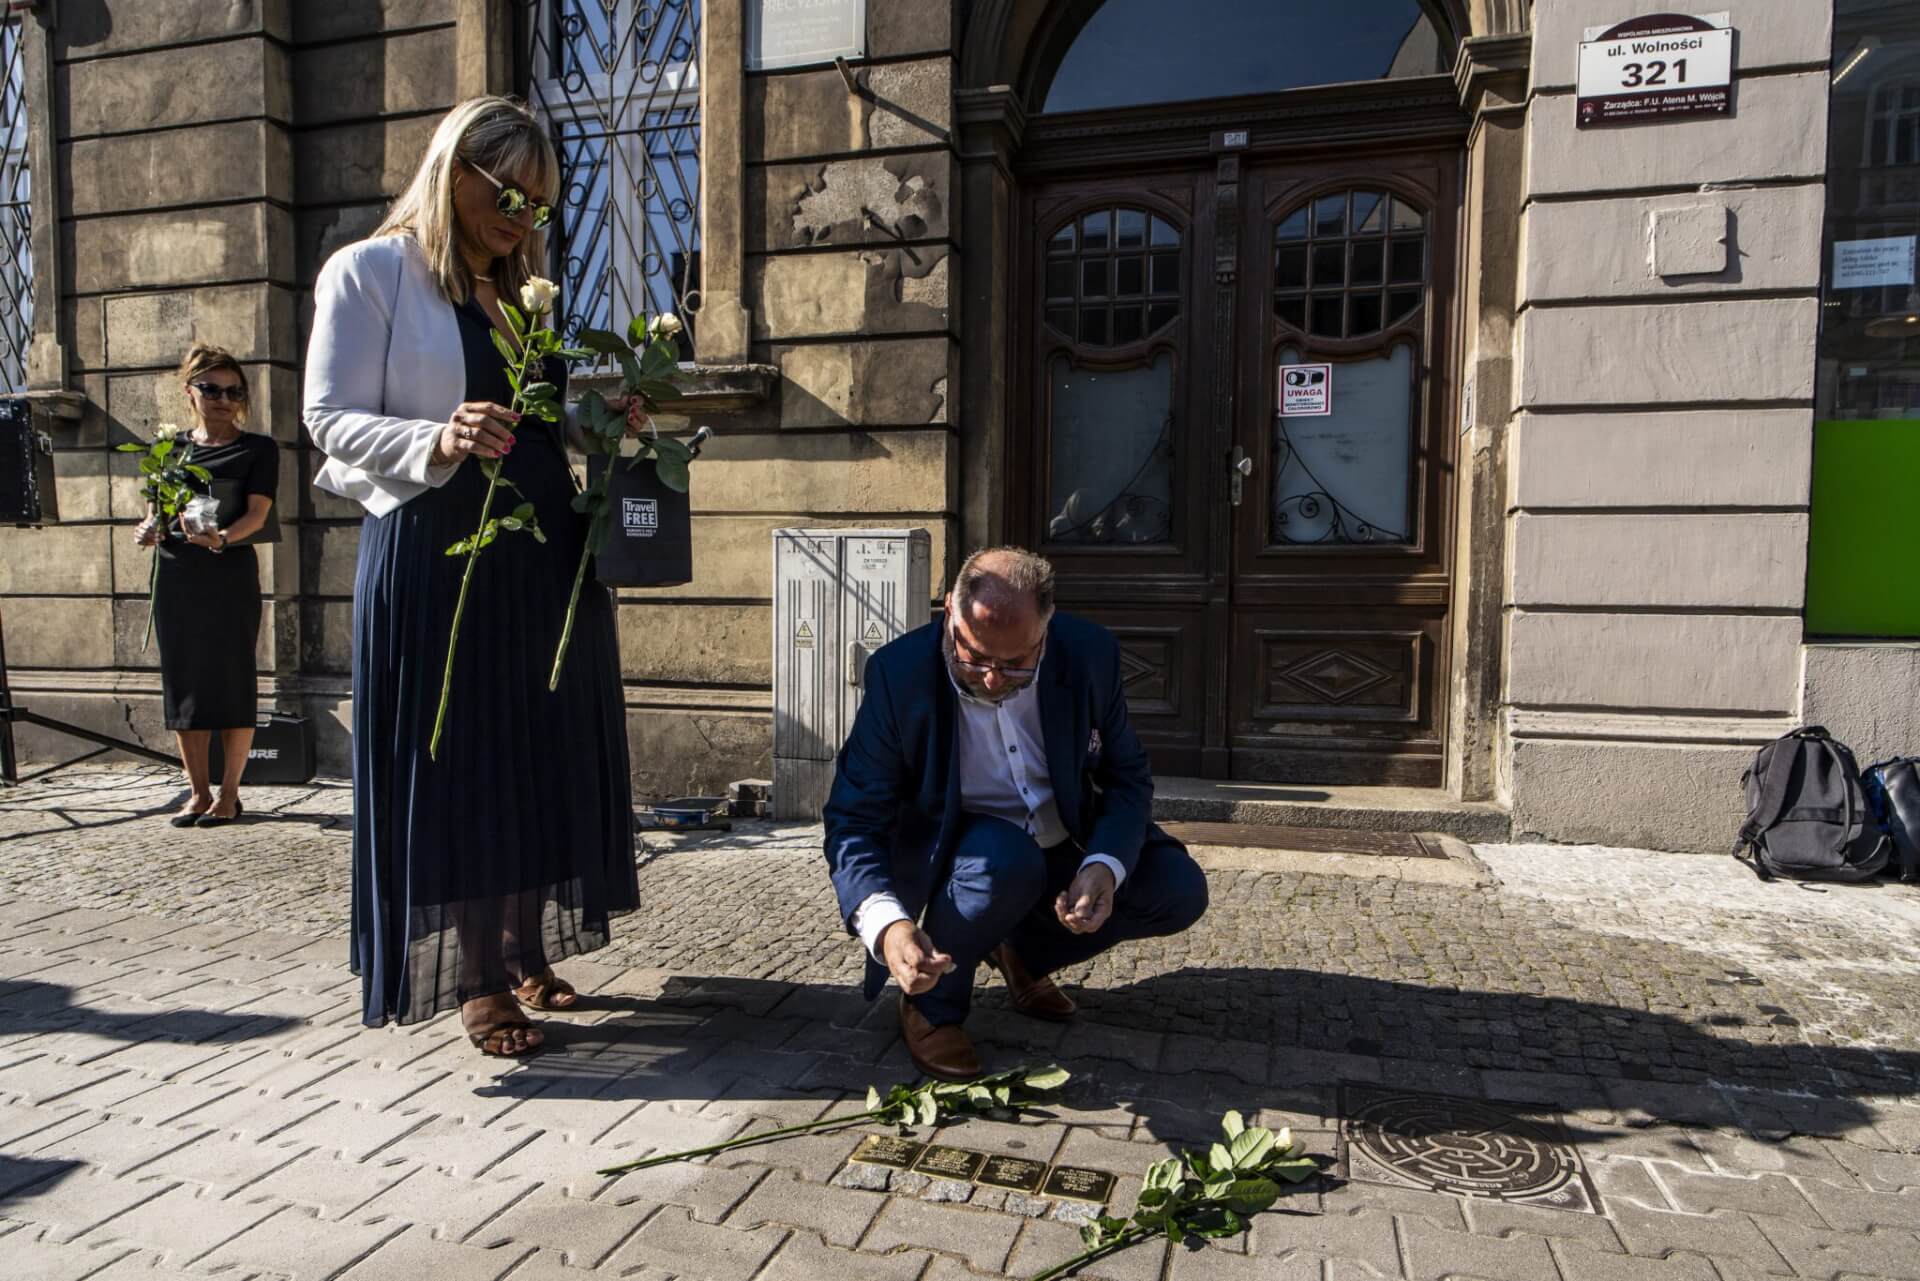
[912, 814, 1209, 1025]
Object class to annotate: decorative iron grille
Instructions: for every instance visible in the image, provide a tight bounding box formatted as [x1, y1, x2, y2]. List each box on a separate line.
[1, 16, 32, 393]
[520, 0, 701, 358]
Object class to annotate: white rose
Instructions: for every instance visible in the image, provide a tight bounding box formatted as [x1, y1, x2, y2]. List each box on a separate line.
[520, 276, 558, 315]
[154, 423, 184, 441]
[649, 313, 684, 340]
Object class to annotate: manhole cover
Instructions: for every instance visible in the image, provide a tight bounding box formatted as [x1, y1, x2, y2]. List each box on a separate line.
[1338, 1086, 1600, 1214]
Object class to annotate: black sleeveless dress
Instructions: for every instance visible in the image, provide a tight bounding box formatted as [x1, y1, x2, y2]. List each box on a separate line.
[348, 296, 637, 1026]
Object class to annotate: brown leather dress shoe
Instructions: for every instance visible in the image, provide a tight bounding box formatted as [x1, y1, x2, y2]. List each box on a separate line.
[898, 995, 983, 1081]
[984, 943, 1077, 1022]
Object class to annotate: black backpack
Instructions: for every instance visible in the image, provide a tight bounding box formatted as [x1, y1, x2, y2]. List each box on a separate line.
[1733, 727, 1890, 882]
[1862, 758, 1920, 884]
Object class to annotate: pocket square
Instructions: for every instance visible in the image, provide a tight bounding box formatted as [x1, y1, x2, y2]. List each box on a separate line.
[1087, 729, 1102, 756]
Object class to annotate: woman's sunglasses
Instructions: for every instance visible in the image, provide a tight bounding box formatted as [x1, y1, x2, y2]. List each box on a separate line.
[469, 161, 554, 230]
[189, 382, 248, 402]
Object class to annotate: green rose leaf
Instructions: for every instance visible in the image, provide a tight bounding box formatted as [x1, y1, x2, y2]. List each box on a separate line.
[1219, 1177, 1282, 1215]
[866, 1087, 882, 1110]
[1021, 1065, 1072, 1092]
[576, 327, 635, 357]
[1228, 1128, 1276, 1170]
[917, 1094, 937, 1127]
[1266, 1156, 1319, 1185]
[531, 526, 548, 545]
[639, 340, 678, 380]
[491, 329, 518, 367]
[653, 455, 690, 493]
[523, 382, 558, 402]
[651, 436, 694, 463]
[115, 441, 145, 453]
[1221, 1110, 1245, 1140]
[638, 376, 682, 404]
[500, 300, 528, 336]
[627, 314, 650, 349]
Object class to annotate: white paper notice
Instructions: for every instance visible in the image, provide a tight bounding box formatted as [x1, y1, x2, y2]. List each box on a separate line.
[1832, 236, 1917, 290]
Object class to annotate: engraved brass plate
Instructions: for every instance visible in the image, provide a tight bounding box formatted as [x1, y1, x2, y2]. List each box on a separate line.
[848, 1134, 926, 1169]
[976, 1154, 1048, 1193]
[914, 1145, 987, 1181]
[1042, 1165, 1117, 1204]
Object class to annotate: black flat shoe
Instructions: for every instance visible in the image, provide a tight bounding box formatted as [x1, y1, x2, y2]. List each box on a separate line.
[168, 809, 208, 829]
[196, 799, 243, 828]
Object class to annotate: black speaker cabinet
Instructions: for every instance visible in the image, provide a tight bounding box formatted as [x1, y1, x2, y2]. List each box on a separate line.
[587, 455, 693, 587]
[0, 397, 59, 526]
[206, 713, 318, 785]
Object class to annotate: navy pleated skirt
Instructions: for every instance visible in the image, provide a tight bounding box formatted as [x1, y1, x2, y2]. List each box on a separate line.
[349, 302, 637, 1026]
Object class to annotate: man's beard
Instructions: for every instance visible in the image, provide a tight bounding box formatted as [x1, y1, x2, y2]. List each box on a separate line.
[943, 624, 1020, 706]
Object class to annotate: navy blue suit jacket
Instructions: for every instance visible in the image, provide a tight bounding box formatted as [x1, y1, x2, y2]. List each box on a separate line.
[822, 612, 1160, 999]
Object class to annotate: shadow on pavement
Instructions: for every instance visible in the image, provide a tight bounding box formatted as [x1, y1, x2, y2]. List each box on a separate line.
[0, 1156, 84, 1209]
[0, 979, 299, 1050]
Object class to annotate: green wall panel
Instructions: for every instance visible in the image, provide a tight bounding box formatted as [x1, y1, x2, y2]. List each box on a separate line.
[1806, 419, 1920, 638]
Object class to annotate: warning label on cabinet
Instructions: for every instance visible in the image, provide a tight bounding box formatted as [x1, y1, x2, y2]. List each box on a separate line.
[794, 620, 815, 650]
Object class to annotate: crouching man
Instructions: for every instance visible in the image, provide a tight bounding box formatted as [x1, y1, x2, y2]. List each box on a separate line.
[823, 546, 1209, 1079]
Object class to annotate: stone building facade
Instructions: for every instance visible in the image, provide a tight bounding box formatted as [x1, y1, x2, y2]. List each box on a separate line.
[2, 0, 1915, 853]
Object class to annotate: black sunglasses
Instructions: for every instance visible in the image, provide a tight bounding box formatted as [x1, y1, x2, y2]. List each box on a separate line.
[189, 382, 248, 402]
[470, 160, 554, 230]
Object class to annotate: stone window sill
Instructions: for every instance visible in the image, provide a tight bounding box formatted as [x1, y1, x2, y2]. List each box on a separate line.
[572, 363, 778, 414]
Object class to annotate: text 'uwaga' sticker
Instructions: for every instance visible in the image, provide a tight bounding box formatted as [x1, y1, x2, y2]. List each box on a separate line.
[975, 1154, 1048, 1194]
[848, 1135, 926, 1169]
[1041, 1165, 1118, 1205]
[914, 1145, 987, 1181]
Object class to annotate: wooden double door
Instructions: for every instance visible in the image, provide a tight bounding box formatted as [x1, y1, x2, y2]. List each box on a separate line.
[1010, 146, 1460, 784]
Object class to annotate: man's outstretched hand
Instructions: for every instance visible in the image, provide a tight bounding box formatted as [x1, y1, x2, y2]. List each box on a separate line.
[1055, 862, 1116, 934]
[880, 920, 954, 995]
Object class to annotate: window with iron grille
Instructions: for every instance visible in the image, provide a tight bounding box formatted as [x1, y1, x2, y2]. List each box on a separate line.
[520, 0, 701, 357]
[1, 15, 32, 394]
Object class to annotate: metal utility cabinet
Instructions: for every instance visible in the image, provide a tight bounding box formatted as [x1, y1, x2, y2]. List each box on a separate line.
[772, 528, 932, 820]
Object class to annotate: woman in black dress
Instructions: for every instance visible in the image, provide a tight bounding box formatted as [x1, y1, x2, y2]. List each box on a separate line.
[304, 97, 650, 1055]
[134, 345, 279, 828]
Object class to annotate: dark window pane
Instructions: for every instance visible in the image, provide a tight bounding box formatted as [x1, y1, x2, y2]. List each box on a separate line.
[1390, 198, 1426, 230]
[1080, 307, 1109, 345]
[1312, 244, 1345, 287]
[1050, 222, 1075, 252]
[1275, 208, 1308, 242]
[1046, 306, 1075, 335]
[1311, 294, 1344, 336]
[1113, 306, 1145, 345]
[1275, 245, 1308, 289]
[1351, 239, 1385, 285]
[1083, 258, 1110, 298]
[1147, 301, 1179, 333]
[1117, 209, 1147, 248]
[1275, 296, 1306, 330]
[1151, 216, 1180, 246]
[1042, 0, 1454, 113]
[1353, 191, 1385, 234]
[1082, 210, 1111, 251]
[1116, 255, 1146, 297]
[1390, 238, 1425, 284]
[1151, 251, 1181, 294]
[1350, 292, 1383, 334]
[1314, 194, 1346, 237]
[1046, 260, 1076, 300]
[1388, 289, 1421, 323]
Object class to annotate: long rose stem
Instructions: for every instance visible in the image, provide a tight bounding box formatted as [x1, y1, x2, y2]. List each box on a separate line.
[429, 460, 504, 760]
[1027, 1229, 1146, 1281]
[141, 549, 159, 653]
[595, 1107, 887, 1176]
[548, 507, 604, 692]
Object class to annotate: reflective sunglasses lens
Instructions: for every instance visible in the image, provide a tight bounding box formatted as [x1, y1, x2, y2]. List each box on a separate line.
[495, 187, 525, 217]
[531, 205, 552, 230]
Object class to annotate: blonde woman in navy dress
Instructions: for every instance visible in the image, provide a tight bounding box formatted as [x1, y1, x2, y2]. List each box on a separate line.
[304, 97, 650, 1055]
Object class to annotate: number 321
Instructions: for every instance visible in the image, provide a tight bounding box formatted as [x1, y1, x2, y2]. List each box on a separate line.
[1621, 59, 1689, 87]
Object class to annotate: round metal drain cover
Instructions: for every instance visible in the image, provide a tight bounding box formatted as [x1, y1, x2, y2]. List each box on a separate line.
[1340, 1087, 1599, 1213]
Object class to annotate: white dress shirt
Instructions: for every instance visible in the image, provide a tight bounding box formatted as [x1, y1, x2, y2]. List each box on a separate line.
[851, 657, 1128, 960]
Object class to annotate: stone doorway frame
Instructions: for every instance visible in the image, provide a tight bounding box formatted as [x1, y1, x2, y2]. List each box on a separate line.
[953, 0, 1530, 803]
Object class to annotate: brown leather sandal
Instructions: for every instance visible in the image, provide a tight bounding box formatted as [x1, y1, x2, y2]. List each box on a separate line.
[466, 1018, 543, 1056]
[513, 968, 579, 1011]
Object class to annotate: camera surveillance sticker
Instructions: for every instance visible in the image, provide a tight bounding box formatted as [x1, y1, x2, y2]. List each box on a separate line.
[1280, 363, 1332, 417]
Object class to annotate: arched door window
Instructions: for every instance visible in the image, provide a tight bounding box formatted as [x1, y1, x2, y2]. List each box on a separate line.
[1042, 0, 1454, 115]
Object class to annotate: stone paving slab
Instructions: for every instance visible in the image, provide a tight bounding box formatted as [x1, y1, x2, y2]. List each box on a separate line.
[1, 767, 1919, 1279]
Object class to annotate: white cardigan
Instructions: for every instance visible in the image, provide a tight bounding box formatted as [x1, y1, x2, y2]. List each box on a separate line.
[303, 234, 579, 516]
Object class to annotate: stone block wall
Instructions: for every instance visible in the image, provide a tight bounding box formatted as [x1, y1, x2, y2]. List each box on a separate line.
[1505, 0, 1832, 851]
[619, 0, 964, 797]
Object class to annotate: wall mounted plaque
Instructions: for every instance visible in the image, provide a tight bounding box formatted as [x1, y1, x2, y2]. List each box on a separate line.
[976, 1154, 1048, 1193]
[848, 1134, 925, 1169]
[1041, 1166, 1118, 1204]
[914, 1145, 987, 1181]
[746, 0, 866, 72]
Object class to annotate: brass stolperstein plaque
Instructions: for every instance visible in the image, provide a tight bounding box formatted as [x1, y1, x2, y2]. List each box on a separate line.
[849, 1135, 927, 1169]
[975, 1154, 1049, 1194]
[1042, 1165, 1118, 1204]
[914, 1145, 987, 1181]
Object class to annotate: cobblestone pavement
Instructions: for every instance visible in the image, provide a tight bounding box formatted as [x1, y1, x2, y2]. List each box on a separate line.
[2, 766, 1918, 1280]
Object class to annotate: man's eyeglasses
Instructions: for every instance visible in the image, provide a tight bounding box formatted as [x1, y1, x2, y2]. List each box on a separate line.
[949, 623, 1043, 681]
[189, 382, 248, 403]
[469, 160, 554, 230]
